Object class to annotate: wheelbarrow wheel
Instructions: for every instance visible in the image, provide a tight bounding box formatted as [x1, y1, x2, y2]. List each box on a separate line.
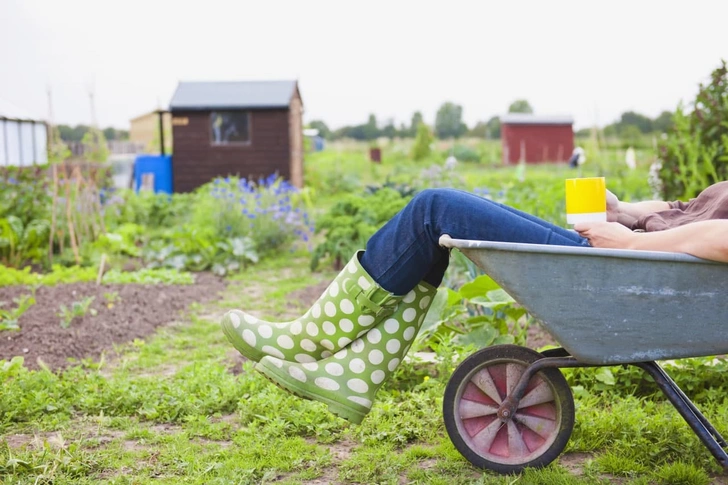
[443, 344, 574, 474]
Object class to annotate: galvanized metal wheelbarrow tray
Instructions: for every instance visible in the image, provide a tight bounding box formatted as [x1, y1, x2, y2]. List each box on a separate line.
[439, 235, 728, 473]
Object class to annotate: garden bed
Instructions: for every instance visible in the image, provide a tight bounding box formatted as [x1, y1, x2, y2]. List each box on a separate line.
[0, 273, 226, 370]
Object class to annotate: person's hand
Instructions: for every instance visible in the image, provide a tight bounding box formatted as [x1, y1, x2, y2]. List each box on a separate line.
[574, 221, 637, 249]
[606, 189, 620, 222]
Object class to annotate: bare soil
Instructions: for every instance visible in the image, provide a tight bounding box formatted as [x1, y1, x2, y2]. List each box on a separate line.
[0, 273, 226, 371]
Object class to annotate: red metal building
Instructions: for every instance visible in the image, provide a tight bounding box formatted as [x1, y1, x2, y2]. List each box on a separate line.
[501, 114, 574, 165]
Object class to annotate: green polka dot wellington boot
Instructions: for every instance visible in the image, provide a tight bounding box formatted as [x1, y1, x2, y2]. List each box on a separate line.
[221, 252, 402, 363]
[254, 281, 437, 424]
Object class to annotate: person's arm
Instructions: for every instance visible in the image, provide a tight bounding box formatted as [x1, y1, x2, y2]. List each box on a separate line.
[607, 190, 671, 227]
[574, 220, 728, 263]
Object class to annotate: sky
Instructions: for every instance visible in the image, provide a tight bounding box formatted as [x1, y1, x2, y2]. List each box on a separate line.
[2, 0, 727, 131]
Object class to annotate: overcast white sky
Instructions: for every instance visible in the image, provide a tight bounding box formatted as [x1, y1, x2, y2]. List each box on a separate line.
[2, 0, 727, 130]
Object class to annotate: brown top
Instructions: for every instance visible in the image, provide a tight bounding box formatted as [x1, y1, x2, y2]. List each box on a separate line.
[634, 181, 728, 232]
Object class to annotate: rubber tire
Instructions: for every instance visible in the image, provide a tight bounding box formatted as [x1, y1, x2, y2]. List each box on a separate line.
[443, 344, 575, 474]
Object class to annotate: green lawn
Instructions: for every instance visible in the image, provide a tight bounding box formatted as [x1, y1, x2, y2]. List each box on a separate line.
[2, 252, 727, 484]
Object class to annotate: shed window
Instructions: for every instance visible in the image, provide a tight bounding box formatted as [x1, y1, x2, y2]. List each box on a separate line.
[210, 111, 250, 144]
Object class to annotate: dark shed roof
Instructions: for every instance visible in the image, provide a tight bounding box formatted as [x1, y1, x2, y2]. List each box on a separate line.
[169, 80, 298, 111]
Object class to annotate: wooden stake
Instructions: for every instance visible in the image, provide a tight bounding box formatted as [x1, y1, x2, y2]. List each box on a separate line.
[49, 164, 58, 264]
[96, 253, 107, 285]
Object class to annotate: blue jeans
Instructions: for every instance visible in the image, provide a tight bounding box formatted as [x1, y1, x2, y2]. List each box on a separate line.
[360, 188, 590, 295]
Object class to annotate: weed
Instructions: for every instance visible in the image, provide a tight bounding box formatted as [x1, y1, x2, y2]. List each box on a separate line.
[654, 461, 711, 485]
[58, 296, 97, 328]
[0, 293, 35, 331]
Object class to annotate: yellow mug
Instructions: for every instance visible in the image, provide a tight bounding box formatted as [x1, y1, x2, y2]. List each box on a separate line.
[565, 177, 607, 224]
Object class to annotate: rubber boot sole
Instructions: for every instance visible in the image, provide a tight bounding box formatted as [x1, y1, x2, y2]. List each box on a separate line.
[255, 359, 368, 425]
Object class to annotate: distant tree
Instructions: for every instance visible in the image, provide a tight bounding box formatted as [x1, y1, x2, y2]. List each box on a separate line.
[408, 111, 424, 137]
[486, 116, 501, 139]
[57, 124, 91, 142]
[468, 121, 489, 138]
[652, 111, 674, 133]
[381, 118, 397, 139]
[434, 102, 467, 139]
[411, 123, 434, 161]
[309, 120, 331, 139]
[102, 127, 128, 141]
[508, 100, 533, 114]
[82, 128, 109, 163]
[362, 114, 379, 141]
[619, 111, 653, 133]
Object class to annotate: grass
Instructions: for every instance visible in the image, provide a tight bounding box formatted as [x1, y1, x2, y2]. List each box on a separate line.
[2, 252, 728, 483]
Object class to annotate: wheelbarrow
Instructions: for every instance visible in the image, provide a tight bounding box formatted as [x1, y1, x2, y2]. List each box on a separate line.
[438, 235, 728, 474]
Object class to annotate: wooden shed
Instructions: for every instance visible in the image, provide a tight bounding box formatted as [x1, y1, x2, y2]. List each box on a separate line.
[169, 80, 303, 192]
[501, 114, 573, 165]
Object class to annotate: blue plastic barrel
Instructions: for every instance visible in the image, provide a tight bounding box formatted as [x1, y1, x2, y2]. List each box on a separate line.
[133, 155, 173, 193]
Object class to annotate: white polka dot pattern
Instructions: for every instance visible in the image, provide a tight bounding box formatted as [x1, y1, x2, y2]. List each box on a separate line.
[258, 324, 273, 338]
[242, 329, 256, 347]
[277, 335, 294, 349]
[347, 379, 368, 393]
[243, 313, 258, 324]
[371, 370, 385, 384]
[338, 337, 351, 348]
[339, 319, 354, 332]
[289, 366, 307, 382]
[322, 322, 336, 335]
[262, 345, 284, 359]
[324, 302, 336, 317]
[368, 350, 383, 365]
[229, 312, 241, 328]
[402, 308, 416, 323]
[349, 358, 365, 373]
[325, 363, 344, 376]
[253, 280, 438, 424]
[366, 329, 382, 344]
[340, 299, 354, 314]
[358, 315, 375, 326]
[386, 339, 401, 354]
[383, 319, 399, 334]
[315, 377, 340, 391]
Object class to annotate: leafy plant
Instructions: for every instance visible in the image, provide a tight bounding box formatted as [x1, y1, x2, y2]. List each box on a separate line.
[659, 60, 728, 199]
[192, 176, 313, 257]
[417, 274, 529, 351]
[143, 229, 258, 276]
[0, 216, 51, 267]
[0, 294, 36, 332]
[58, 296, 97, 328]
[310, 187, 411, 270]
[103, 291, 121, 308]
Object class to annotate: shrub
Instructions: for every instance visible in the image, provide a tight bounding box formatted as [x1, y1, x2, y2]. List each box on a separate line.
[310, 187, 412, 270]
[192, 175, 314, 257]
[411, 123, 434, 161]
[658, 60, 728, 199]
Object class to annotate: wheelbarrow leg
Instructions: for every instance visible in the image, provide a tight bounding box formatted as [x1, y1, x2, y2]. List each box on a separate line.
[635, 361, 728, 469]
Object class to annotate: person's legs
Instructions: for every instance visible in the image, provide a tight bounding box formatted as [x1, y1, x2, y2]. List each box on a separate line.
[361, 188, 589, 294]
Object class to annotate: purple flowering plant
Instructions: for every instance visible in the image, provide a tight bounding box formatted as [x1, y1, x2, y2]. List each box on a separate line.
[193, 174, 315, 255]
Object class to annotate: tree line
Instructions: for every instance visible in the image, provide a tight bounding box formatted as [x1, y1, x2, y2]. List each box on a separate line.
[57, 125, 129, 143]
[309, 100, 674, 142]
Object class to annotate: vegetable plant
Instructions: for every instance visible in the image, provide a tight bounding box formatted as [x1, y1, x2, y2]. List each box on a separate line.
[0, 294, 36, 332]
[58, 296, 97, 328]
